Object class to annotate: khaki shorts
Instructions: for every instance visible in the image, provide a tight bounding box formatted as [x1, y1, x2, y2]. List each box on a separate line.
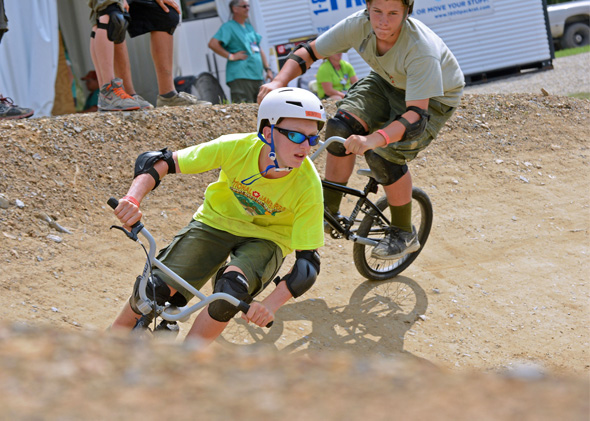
[88, 0, 125, 26]
[152, 220, 283, 302]
[339, 71, 458, 165]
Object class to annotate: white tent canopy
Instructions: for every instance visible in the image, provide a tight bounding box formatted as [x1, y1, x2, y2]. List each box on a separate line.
[0, 0, 59, 117]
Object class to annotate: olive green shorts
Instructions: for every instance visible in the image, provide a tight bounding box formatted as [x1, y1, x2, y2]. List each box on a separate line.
[152, 220, 283, 302]
[228, 78, 264, 103]
[339, 71, 458, 165]
[87, 0, 125, 26]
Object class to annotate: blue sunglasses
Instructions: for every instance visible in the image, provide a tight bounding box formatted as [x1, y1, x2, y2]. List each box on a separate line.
[275, 126, 320, 146]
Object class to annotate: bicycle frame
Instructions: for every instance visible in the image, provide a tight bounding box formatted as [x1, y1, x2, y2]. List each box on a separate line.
[311, 136, 390, 247]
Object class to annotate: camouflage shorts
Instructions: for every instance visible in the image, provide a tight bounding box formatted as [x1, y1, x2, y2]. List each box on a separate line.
[152, 220, 283, 302]
[339, 71, 458, 165]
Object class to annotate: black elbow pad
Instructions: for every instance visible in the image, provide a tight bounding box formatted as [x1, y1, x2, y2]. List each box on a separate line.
[133, 148, 175, 189]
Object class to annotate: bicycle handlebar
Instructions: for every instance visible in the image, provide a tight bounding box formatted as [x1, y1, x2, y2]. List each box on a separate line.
[310, 136, 346, 162]
[107, 197, 272, 328]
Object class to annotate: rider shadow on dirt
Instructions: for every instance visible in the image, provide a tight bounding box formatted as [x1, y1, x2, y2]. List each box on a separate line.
[219, 276, 428, 358]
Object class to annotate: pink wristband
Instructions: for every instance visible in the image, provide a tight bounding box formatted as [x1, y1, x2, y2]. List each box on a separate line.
[377, 129, 391, 145]
[122, 195, 140, 207]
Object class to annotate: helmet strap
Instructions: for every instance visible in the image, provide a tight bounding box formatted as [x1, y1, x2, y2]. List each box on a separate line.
[241, 126, 292, 185]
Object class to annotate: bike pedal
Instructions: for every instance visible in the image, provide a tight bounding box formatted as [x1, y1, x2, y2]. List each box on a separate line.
[154, 320, 180, 337]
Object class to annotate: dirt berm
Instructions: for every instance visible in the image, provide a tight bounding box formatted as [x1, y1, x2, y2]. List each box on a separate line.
[0, 94, 588, 420]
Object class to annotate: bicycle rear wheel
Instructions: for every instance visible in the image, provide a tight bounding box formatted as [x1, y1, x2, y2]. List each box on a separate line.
[353, 187, 433, 280]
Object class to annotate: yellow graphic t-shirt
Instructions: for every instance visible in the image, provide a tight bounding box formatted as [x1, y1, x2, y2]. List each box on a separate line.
[177, 133, 324, 256]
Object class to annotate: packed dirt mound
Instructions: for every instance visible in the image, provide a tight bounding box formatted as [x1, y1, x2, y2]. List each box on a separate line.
[0, 323, 586, 420]
[0, 94, 588, 419]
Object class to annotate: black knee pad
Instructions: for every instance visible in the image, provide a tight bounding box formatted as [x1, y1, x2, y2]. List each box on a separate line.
[325, 109, 369, 157]
[129, 274, 171, 315]
[364, 150, 408, 186]
[208, 271, 253, 322]
[97, 4, 129, 44]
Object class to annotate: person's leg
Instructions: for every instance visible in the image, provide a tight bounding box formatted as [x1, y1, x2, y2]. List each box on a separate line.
[244, 79, 263, 103]
[113, 41, 153, 108]
[149, 30, 176, 95]
[92, 15, 115, 87]
[184, 265, 245, 346]
[383, 171, 413, 231]
[322, 108, 370, 215]
[186, 237, 282, 346]
[153, 35, 211, 107]
[227, 80, 250, 104]
[371, 100, 456, 259]
[111, 300, 150, 330]
[113, 41, 134, 93]
[111, 220, 231, 332]
[91, 3, 140, 111]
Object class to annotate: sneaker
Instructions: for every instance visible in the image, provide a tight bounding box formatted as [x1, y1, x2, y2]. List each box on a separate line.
[132, 94, 154, 109]
[0, 95, 34, 120]
[156, 91, 212, 107]
[371, 226, 420, 260]
[98, 78, 141, 111]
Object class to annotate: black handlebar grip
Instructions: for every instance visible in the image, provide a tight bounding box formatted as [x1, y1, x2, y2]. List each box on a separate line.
[107, 197, 119, 210]
[238, 301, 273, 328]
[107, 197, 142, 229]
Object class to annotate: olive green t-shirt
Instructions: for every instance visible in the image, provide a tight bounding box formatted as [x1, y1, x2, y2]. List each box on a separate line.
[315, 9, 464, 107]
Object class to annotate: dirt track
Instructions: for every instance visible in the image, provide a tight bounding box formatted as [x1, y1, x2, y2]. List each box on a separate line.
[0, 94, 588, 419]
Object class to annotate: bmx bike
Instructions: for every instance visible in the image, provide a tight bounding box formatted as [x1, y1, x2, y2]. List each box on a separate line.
[107, 198, 263, 336]
[311, 136, 433, 281]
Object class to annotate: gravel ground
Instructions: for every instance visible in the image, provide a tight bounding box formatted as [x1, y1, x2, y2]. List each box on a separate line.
[463, 52, 590, 96]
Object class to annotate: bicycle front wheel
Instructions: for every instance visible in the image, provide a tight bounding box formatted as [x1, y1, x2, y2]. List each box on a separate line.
[353, 187, 433, 281]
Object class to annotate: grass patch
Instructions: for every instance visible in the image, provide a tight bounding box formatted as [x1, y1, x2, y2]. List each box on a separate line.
[569, 92, 590, 100]
[555, 45, 590, 58]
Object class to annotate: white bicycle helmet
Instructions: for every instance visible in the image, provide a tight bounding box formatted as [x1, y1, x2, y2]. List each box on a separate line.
[257, 87, 326, 133]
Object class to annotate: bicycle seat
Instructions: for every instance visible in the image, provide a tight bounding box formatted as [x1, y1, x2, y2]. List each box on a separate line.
[357, 168, 374, 178]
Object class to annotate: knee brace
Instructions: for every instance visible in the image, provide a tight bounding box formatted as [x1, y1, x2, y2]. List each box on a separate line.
[364, 150, 408, 186]
[208, 271, 253, 322]
[277, 250, 320, 298]
[325, 110, 369, 157]
[96, 4, 129, 44]
[129, 274, 171, 315]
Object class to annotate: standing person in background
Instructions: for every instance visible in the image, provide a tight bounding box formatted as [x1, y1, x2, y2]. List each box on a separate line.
[259, 0, 464, 260]
[208, 0, 273, 103]
[88, 0, 210, 111]
[315, 53, 358, 100]
[0, 0, 34, 120]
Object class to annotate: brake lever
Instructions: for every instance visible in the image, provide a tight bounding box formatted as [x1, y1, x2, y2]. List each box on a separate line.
[109, 223, 144, 241]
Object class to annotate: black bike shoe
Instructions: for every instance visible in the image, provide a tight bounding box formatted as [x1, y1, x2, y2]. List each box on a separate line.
[371, 226, 420, 260]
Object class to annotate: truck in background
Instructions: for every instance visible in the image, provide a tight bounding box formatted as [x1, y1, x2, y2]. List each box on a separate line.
[547, 0, 590, 49]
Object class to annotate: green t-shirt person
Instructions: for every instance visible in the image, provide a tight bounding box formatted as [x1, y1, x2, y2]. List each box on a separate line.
[315, 54, 358, 100]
